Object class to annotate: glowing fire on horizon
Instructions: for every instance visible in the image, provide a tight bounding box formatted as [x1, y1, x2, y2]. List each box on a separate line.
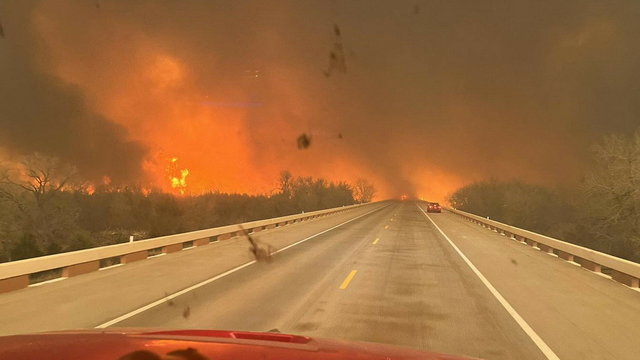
[168, 157, 189, 195]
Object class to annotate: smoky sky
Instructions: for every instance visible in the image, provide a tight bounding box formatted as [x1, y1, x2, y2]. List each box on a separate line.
[1, 0, 640, 198]
[0, 1, 147, 183]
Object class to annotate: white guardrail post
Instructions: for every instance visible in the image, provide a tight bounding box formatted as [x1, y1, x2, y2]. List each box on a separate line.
[446, 207, 640, 289]
[0, 202, 376, 294]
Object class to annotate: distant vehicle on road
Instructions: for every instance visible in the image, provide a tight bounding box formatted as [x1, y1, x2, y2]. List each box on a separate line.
[0, 329, 480, 360]
[427, 202, 442, 213]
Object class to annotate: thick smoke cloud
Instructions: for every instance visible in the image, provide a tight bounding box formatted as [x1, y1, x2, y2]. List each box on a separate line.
[1, 1, 640, 199]
[0, 1, 147, 183]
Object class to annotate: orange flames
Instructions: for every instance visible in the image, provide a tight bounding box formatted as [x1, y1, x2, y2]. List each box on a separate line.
[30, 2, 461, 202]
[168, 157, 189, 195]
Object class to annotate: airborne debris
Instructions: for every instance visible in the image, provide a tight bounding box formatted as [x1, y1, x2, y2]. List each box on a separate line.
[297, 133, 312, 149]
[0, 16, 5, 39]
[182, 306, 191, 319]
[323, 24, 347, 77]
[414, 4, 420, 14]
[239, 225, 274, 262]
[511, 258, 518, 265]
[164, 292, 176, 307]
[337, 133, 343, 139]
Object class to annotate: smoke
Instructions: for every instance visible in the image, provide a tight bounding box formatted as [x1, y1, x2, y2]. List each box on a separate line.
[2, 1, 640, 199]
[0, 1, 147, 183]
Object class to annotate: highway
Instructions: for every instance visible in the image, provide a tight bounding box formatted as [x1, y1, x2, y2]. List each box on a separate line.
[1, 201, 639, 360]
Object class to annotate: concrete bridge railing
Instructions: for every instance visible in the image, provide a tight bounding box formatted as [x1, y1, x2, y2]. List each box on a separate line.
[447, 207, 640, 289]
[0, 202, 372, 294]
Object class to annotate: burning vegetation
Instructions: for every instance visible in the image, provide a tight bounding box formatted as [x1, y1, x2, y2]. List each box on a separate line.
[168, 157, 189, 195]
[0, 157, 374, 262]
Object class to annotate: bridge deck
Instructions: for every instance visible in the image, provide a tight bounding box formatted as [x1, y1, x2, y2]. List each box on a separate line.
[0, 201, 638, 360]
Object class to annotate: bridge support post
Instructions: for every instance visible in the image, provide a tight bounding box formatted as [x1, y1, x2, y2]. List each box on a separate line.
[580, 259, 602, 273]
[122, 251, 148, 264]
[611, 271, 639, 288]
[538, 244, 555, 255]
[63, 261, 99, 277]
[558, 252, 574, 262]
[195, 238, 210, 246]
[164, 244, 182, 254]
[0, 275, 29, 294]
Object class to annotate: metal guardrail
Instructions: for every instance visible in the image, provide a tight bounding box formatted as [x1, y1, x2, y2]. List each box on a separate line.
[447, 207, 640, 289]
[0, 202, 375, 293]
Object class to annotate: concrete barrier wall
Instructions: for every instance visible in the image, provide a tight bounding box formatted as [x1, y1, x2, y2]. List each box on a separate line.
[446, 207, 640, 289]
[0, 202, 374, 293]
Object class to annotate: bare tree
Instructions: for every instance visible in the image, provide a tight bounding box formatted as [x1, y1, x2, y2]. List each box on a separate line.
[0, 153, 78, 259]
[1, 153, 77, 208]
[276, 170, 294, 199]
[353, 178, 376, 203]
[582, 130, 640, 258]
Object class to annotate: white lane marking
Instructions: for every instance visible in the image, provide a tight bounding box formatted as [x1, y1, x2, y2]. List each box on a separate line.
[417, 204, 561, 360]
[96, 205, 386, 329]
[95, 261, 256, 328]
[273, 206, 385, 254]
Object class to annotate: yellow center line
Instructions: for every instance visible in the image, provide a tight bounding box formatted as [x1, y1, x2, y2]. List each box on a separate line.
[372, 238, 380, 245]
[339, 270, 358, 289]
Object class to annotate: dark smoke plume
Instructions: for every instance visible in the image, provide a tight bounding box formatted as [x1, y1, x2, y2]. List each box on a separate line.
[2, 1, 640, 199]
[0, 1, 147, 183]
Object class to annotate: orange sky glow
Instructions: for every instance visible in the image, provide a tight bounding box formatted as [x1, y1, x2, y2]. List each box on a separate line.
[31, 3, 459, 202]
[16, 0, 629, 203]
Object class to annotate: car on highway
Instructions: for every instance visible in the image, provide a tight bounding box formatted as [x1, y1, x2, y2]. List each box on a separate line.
[427, 202, 442, 213]
[0, 329, 480, 360]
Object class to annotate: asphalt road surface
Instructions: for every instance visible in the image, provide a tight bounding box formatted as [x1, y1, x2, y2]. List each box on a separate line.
[1, 201, 639, 360]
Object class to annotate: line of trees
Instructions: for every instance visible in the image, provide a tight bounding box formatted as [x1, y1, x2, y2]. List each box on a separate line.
[449, 130, 640, 263]
[0, 159, 376, 262]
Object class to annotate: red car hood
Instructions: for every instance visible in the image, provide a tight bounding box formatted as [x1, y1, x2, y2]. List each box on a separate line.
[0, 329, 480, 360]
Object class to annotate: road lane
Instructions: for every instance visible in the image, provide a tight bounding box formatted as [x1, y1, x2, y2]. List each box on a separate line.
[113, 202, 396, 331]
[115, 202, 546, 360]
[427, 207, 640, 360]
[419, 205, 559, 360]
[4, 201, 636, 360]
[0, 202, 387, 336]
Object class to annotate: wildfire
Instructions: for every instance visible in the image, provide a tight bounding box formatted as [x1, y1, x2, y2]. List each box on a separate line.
[168, 157, 189, 195]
